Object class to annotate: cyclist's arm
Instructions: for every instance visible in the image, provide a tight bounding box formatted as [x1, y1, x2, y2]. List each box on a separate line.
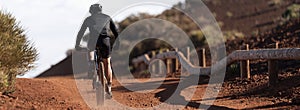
[109, 19, 119, 38]
[75, 19, 88, 47]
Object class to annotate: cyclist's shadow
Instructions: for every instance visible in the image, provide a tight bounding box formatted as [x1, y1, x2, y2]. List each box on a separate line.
[155, 75, 233, 109]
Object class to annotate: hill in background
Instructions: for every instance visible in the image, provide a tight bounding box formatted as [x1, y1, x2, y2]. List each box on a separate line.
[118, 0, 300, 58]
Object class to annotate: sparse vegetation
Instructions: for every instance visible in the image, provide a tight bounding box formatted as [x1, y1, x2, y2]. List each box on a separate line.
[212, 12, 217, 18]
[251, 29, 260, 36]
[190, 30, 206, 47]
[226, 11, 233, 18]
[282, 4, 300, 20]
[0, 11, 37, 94]
[268, 0, 283, 7]
[223, 30, 245, 41]
[227, 63, 240, 76]
[218, 21, 224, 28]
[118, 9, 204, 59]
[211, 0, 221, 6]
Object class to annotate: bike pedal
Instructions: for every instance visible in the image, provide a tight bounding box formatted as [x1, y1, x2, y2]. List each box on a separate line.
[93, 82, 102, 89]
[105, 92, 113, 99]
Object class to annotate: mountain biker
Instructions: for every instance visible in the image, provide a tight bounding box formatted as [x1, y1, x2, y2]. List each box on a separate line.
[75, 3, 119, 98]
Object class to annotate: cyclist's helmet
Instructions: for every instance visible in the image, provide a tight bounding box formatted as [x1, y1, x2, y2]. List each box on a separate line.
[89, 4, 102, 14]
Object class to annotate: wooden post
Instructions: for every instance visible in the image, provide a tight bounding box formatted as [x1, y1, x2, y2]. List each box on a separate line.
[172, 48, 179, 73]
[166, 49, 172, 74]
[182, 47, 190, 74]
[186, 47, 190, 72]
[151, 51, 156, 73]
[268, 42, 279, 86]
[186, 47, 190, 62]
[158, 49, 163, 74]
[202, 48, 207, 67]
[240, 44, 251, 79]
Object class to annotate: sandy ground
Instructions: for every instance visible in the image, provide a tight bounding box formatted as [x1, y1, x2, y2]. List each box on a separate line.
[0, 70, 299, 110]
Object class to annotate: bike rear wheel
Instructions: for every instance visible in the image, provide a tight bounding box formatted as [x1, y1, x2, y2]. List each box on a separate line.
[96, 62, 106, 105]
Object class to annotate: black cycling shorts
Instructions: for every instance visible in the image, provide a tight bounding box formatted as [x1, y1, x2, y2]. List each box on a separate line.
[95, 36, 111, 58]
[87, 35, 111, 58]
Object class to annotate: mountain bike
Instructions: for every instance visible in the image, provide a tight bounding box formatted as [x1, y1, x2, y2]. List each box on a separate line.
[76, 46, 108, 106]
[92, 47, 107, 105]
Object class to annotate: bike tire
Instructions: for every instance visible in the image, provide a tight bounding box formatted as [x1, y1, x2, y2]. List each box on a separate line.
[96, 62, 105, 105]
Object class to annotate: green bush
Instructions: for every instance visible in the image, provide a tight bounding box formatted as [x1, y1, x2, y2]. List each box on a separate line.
[223, 30, 245, 41]
[0, 11, 37, 94]
[282, 4, 300, 20]
[227, 63, 240, 75]
[268, 0, 283, 7]
[226, 11, 233, 18]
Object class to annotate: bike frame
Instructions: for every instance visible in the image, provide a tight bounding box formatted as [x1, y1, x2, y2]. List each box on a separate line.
[93, 48, 106, 105]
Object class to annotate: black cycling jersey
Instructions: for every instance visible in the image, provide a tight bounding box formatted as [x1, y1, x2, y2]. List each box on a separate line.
[83, 13, 118, 38]
[76, 12, 119, 56]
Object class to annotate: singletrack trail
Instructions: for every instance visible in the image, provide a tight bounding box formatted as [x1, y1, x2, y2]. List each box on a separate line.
[1, 72, 300, 109]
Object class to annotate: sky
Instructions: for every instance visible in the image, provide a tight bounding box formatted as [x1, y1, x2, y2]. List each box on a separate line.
[0, 0, 185, 78]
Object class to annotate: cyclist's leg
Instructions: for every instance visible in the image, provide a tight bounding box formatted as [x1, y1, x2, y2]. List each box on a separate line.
[88, 51, 96, 70]
[88, 51, 95, 61]
[103, 57, 112, 85]
[88, 51, 96, 79]
[99, 36, 113, 96]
